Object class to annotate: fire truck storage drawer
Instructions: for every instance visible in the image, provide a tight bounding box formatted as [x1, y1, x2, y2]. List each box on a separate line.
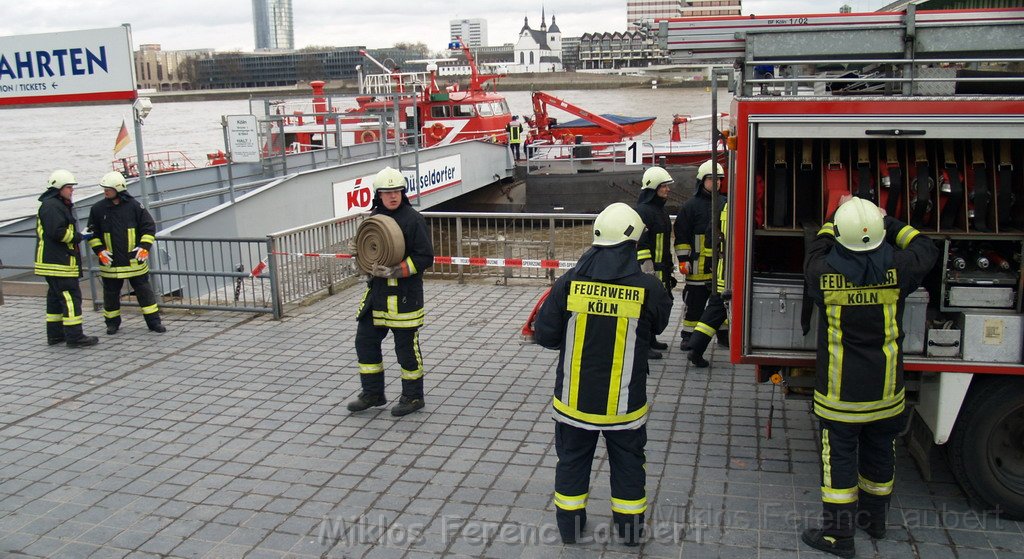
[956, 312, 1023, 363]
[751, 277, 928, 354]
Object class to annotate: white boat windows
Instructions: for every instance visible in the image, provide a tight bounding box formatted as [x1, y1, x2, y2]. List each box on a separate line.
[430, 105, 452, 118]
[491, 101, 508, 115]
[477, 102, 494, 116]
[454, 104, 476, 117]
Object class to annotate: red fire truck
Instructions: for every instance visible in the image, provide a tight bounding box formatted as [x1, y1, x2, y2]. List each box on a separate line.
[716, 7, 1024, 517]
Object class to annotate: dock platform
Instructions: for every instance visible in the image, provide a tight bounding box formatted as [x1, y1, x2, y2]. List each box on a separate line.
[1, 281, 1021, 558]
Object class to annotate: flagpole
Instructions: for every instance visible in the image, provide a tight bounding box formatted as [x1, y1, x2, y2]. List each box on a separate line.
[132, 99, 151, 211]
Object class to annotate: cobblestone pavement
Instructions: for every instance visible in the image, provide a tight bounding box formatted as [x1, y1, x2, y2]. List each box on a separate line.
[0, 281, 1022, 559]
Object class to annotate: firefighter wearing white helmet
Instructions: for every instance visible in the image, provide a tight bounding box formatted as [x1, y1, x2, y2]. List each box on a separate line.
[636, 166, 676, 358]
[87, 171, 166, 335]
[801, 196, 937, 558]
[34, 170, 100, 347]
[673, 159, 725, 351]
[534, 201, 672, 547]
[348, 166, 434, 417]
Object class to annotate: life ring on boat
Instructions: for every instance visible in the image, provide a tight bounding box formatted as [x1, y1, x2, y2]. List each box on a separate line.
[360, 130, 378, 143]
[561, 133, 576, 145]
[428, 122, 447, 141]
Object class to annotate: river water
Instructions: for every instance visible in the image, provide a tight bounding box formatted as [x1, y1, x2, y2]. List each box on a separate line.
[0, 87, 730, 221]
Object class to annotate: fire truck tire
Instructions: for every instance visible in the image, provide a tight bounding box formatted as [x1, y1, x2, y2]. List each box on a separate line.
[947, 376, 1024, 520]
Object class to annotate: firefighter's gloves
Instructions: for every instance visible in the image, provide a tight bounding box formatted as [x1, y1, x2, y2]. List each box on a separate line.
[97, 250, 113, 266]
[133, 247, 150, 263]
[371, 264, 400, 278]
[678, 261, 690, 275]
[640, 260, 654, 274]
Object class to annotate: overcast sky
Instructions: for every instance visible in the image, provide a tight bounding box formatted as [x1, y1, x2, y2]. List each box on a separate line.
[2, 1, 892, 52]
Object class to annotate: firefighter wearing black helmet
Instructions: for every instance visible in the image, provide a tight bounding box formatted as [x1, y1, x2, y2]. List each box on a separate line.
[534, 203, 672, 547]
[87, 171, 166, 335]
[801, 196, 938, 558]
[34, 170, 99, 348]
[346, 167, 435, 417]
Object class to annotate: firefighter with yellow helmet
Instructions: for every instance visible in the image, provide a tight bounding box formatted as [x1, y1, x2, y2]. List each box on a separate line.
[34, 170, 99, 347]
[635, 165, 676, 359]
[673, 159, 724, 352]
[87, 171, 166, 335]
[801, 196, 937, 558]
[347, 167, 435, 417]
[534, 202, 672, 546]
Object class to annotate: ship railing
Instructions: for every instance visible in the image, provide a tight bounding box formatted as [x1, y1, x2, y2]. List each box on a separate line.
[362, 72, 431, 95]
[0, 232, 279, 317]
[265, 211, 599, 315]
[524, 141, 661, 174]
[742, 57, 1024, 98]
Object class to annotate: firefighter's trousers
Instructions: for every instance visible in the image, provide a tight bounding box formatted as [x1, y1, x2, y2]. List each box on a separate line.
[679, 282, 709, 336]
[687, 293, 730, 357]
[45, 276, 85, 341]
[817, 415, 904, 538]
[102, 274, 161, 329]
[355, 317, 424, 400]
[554, 422, 646, 543]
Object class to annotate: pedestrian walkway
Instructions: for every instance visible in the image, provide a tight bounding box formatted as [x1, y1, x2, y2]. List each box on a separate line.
[0, 281, 1021, 559]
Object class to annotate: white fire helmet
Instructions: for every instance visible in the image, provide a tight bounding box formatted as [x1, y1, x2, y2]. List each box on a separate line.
[696, 159, 724, 181]
[641, 166, 674, 190]
[834, 197, 885, 252]
[372, 166, 407, 193]
[48, 169, 77, 189]
[593, 202, 644, 246]
[100, 171, 128, 193]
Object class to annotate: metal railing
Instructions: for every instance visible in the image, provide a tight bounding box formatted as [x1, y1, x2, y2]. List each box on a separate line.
[0, 233, 279, 317]
[266, 211, 599, 312]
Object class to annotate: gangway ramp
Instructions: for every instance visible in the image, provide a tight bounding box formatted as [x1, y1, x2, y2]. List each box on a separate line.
[160, 141, 512, 239]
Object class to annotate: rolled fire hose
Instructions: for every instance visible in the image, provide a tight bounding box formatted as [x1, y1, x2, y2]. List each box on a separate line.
[354, 215, 406, 273]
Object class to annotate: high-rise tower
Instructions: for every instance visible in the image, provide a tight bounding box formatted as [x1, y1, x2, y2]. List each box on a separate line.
[252, 0, 294, 50]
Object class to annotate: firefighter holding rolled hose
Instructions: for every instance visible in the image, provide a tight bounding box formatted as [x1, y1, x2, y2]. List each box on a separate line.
[346, 167, 434, 417]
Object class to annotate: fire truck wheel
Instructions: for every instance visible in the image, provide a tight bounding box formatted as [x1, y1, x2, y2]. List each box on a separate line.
[947, 376, 1024, 520]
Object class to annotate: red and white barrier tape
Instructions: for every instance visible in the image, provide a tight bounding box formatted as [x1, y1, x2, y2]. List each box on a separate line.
[262, 251, 577, 272]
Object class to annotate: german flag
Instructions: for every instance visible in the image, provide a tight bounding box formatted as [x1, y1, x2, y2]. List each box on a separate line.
[113, 119, 131, 154]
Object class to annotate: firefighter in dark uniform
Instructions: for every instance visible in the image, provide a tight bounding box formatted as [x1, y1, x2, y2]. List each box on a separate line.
[87, 171, 166, 335]
[347, 167, 435, 417]
[636, 166, 675, 359]
[534, 203, 673, 546]
[673, 160, 720, 351]
[802, 197, 938, 558]
[34, 170, 99, 348]
[686, 198, 730, 368]
[506, 116, 524, 161]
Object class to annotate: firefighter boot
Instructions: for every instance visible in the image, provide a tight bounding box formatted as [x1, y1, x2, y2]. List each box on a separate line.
[856, 494, 888, 539]
[613, 512, 645, 547]
[800, 529, 855, 558]
[105, 316, 121, 335]
[687, 330, 712, 368]
[46, 322, 65, 346]
[556, 509, 587, 544]
[144, 313, 166, 333]
[716, 329, 729, 348]
[647, 349, 663, 360]
[391, 378, 424, 416]
[347, 371, 386, 412]
[650, 335, 668, 351]
[346, 392, 387, 412]
[679, 331, 692, 351]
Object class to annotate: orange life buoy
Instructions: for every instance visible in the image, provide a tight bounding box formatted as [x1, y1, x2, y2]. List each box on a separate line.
[428, 122, 447, 141]
[360, 130, 378, 143]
